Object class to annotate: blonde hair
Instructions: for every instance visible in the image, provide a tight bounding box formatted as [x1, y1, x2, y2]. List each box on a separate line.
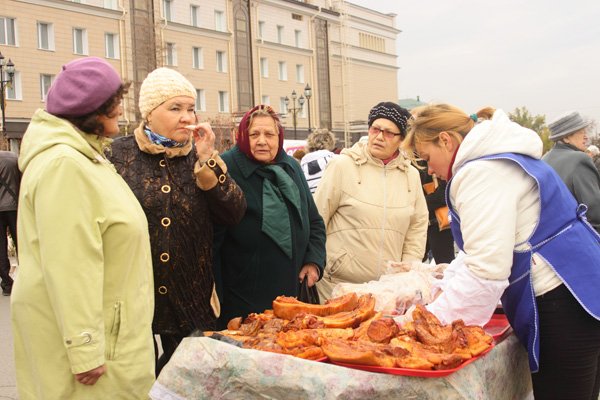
[307, 129, 335, 152]
[403, 104, 495, 152]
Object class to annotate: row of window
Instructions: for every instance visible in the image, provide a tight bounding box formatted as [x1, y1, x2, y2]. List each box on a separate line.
[1, 17, 120, 58]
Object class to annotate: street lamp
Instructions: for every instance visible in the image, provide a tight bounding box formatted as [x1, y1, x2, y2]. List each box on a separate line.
[0, 52, 16, 136]
[284, 90, 305, 140]
[304, 84, 312, 133]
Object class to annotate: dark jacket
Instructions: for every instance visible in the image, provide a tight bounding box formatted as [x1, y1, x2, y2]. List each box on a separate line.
[213, 145, 326, 329]
[0, 151, 20, 212]
[417, 161, 448, 228]
[109, 134, 246, 335]
[542, 142, 600, 233]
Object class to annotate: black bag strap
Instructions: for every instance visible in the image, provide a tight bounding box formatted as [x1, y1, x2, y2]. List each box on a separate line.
[0, 174, 17, 203]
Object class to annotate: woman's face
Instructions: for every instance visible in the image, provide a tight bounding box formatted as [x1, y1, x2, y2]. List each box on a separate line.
[147, 96, 196, 143]
[367, 118, 403, 160]
[248, 115, 280, 163]
[415, 136, 455, 181]
[98, 104, 123, 137]
[563, 128, 588, 152]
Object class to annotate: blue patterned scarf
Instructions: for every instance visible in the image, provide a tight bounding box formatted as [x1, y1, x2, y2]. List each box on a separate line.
[144, 126, 187, 148]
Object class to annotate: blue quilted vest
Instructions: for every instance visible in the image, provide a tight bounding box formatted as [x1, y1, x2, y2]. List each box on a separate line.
[446, 153, 600, 372]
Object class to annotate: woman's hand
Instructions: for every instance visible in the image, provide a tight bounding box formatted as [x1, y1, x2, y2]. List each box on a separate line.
[75, 365, 105, 386]
[299, 263, 319, 287]
[187, 122, 216, 162]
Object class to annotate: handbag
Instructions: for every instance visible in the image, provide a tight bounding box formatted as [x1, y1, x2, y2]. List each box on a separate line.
[423, 175, 451, 231]
[298, 278, 320, 304]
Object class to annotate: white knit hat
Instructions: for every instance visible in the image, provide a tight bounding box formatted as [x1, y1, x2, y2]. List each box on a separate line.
[139, 68, 196, 119]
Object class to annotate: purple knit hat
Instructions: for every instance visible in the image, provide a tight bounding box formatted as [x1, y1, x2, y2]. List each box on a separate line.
[46, 57, 122, 117]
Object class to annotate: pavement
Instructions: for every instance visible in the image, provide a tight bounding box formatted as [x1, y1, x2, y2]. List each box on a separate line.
[0, 259, 18, 399]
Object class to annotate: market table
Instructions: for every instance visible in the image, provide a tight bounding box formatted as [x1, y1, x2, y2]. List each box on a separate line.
[149, 331, 532, 400]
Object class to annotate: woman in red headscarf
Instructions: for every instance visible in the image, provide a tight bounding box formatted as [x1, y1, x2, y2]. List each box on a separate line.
[212, 105, 326, 329]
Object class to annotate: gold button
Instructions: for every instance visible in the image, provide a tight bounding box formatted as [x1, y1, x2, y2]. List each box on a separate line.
[161, 185, 171, 193]
[160, 253, 169, 262]
[161, 217, 171, 227]
[207, 158, 217, 168]
[159, 160, 166, 167]
[158, 286, 167, 295]
[66, 339, 72, 345]
[218, 174, 226, 184]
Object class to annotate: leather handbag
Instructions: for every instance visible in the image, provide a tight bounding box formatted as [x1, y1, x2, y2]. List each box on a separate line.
[423, 176, 451, 231]
[298, 278, 320, 304]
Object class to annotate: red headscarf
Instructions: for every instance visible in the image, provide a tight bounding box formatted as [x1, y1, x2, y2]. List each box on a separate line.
[236, 105, 285, 164]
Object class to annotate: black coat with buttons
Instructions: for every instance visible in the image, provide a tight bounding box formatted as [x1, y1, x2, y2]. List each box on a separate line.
[109, 134, 246, 336]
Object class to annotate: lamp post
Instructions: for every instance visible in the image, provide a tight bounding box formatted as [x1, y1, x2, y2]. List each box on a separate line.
[0, 52, 16, 136]
[284, 90, 305, 140]
[304, 84, 312, 133]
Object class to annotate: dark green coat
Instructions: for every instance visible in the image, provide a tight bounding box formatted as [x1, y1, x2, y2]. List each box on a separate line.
[213, 145, 326, 329]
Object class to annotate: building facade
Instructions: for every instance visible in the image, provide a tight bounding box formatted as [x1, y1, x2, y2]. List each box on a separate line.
[0, 0, 400, 150]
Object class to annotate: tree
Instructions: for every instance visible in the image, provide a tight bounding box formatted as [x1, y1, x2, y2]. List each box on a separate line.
[508, 107, 553, 153]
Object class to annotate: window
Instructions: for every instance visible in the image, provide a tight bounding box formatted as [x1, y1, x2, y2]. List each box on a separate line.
[218, 91, 229, 112]
[37, 22, 54, 50]
[292, 13, 303, 21]
[192, 47, 203, 69]
[260, 58, 268, 78]
[40, 74, 55, 101]
[163, 0, 173, 22]
[280, 97, 288, 114]
[277, 25, 284, 44]
[190, 5, 200, 27]
[258, 20, 265, 38]
[261, 95, 269, 106]
[165, 42, 177, 66]
[195, 89, 205, 111]
[278, 61, 287, 81]
[296, 64, 304, 83]
[216, 51, 227, 72]
[72, 28, 88, 55]
[0, 17, 17, 46]
[215, 10, 226, 32]
[103, 0, 117, 9]
[4, 70, 21, 100]
[295, 30, 302, 48]
[105, 33, 119, 59]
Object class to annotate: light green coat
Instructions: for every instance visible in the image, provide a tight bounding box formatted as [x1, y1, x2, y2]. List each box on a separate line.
[12, 109, 155, 399]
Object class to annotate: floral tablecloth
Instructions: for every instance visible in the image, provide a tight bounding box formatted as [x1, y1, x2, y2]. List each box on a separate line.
[149, 333, 532, 400]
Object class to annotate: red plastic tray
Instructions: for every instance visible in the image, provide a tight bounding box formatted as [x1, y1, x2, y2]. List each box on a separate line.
[483, 314, 510, 340]
[328, 344, 495, 377]
[312, 356, 328, 362]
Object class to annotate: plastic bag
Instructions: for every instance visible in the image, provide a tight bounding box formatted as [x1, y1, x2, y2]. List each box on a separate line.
[298, 278, 320, 304]
[386, 260, 447, 279]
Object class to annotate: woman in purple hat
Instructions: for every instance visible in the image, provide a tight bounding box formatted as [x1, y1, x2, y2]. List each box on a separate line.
[12, 57, 155, 399]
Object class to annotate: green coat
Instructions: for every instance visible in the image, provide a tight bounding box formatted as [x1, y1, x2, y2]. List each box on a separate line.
[12, 109, 155, 399]
[213, 145, 326, 329]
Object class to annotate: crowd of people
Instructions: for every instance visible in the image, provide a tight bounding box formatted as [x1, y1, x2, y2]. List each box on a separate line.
[2, 59, 599, 400]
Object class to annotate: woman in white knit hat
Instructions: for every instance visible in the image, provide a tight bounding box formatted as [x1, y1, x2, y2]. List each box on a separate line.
[108, 67, 246, 375]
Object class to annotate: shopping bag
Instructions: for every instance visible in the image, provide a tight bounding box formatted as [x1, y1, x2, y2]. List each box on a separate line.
[298, 278, 320, 304]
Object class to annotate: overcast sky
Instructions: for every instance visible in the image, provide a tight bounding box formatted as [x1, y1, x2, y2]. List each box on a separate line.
[348, 0, 600, 130]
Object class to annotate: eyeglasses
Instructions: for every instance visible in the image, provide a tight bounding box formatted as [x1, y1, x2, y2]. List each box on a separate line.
[369, 125, 403, 139]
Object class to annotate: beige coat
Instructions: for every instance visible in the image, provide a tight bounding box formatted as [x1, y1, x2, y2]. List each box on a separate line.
[314, 142, 428, 301]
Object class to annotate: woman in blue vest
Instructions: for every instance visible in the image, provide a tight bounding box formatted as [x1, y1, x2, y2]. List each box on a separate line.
[402, 104, 600, 399]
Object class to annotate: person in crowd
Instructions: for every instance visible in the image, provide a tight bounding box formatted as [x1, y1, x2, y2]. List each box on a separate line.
[542, 110, 600, 233]
[108, 67, 246, 375]
[292, 148, 306, 163]
[12, 57, 155, 398]
[586, 144, 600, 171]
[0, 150, 20, 296]
[314, 101, 428, 302]
[212, 105, 326, 329]
[301, 129, 337, 194]
[403, 104, 600, 400]
[417, 166, 455, 264]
